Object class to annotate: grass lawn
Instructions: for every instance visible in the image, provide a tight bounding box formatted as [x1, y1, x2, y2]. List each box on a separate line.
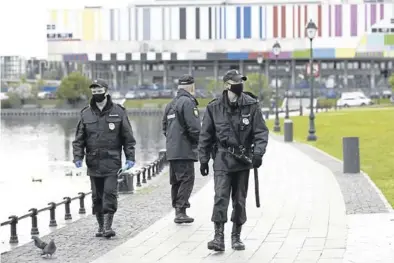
[266, 107, 394, 207]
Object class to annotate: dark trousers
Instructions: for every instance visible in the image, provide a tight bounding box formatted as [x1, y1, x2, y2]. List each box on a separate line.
[211, 170, 250, 225]
[169, 160, 195, 209]
[90, 175, 118, 214]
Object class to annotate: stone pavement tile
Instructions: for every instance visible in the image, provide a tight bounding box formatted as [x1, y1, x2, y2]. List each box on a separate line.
[318, 259, 343, 263]
[303, 237, 326, 248]
[269, 259, 296, 263]
[223, 240, 261, 262]
[296, 250, 322, 261]
[248, 242, 283, 262]
[324, 238, 346, 249]
[320, 248, 345, 259]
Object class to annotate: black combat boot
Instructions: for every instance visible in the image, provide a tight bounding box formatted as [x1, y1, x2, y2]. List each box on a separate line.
[95, 213, 104, 237]
[103, 213, 116, 238]
[207, 222, 225, 251]
[231, 224, 245, 250]
[174, 208, 194, 224]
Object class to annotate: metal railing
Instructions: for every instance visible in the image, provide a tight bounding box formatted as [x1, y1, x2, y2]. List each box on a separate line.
[0, 150, 168, 245]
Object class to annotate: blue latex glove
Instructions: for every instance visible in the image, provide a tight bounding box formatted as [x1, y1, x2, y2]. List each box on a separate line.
[125, 160, 135, 170]
[74, 160, 82, 168]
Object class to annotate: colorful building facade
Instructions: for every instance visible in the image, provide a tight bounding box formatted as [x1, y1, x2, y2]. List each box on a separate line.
[46, 1, 394, 62]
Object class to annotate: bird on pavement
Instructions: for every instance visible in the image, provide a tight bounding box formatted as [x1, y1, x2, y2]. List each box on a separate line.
[32, 236, 57, 258]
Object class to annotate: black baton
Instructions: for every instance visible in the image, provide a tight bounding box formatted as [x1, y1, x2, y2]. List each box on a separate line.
[254, 168, 260, 208]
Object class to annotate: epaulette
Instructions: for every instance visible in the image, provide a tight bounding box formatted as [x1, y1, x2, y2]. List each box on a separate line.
[243, 91, 258, 99]
[116, 103, 126, 110]
[208, 98, 218, 105]
[80, 105, 90, 113]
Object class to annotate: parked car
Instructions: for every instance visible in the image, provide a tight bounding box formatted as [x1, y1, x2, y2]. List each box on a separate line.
[125, 90, 137, 99]
[336, 92, 372, 107]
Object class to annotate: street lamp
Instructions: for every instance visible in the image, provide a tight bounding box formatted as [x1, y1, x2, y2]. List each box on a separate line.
[272, 41, 281, 132]
[257, 55, 264, 102]
[285, 63, 290, 119]
[306, 19, 318, 141]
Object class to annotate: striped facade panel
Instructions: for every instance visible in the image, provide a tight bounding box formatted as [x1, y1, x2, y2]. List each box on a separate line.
[47, 3, 394, 43]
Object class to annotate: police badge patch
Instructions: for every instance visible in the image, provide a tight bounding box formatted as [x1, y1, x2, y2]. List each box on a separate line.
[108, 123, 115, 130]
[242, 118, 250, 125]
[193, 108, 199, 117]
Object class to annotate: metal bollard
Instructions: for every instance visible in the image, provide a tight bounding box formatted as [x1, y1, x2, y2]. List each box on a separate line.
[9, 215, 18, 244]
[342, 137, 360, 174]
[63, 197, 72, 220]
[264, 111, 269, 120]
[28, 208, 39, 235]
[284, 119, 293, 142]
[118, 172, 135, 194]
[78, 192, 86, 214]
[48, 202, 57, 227]
[147, 165, 152, 180]
[141, 167, 147, 183]
[136, 171, 141, 187]
[159, 149, 167, 163]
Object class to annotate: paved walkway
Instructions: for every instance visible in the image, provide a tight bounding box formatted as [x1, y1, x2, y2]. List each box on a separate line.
[91, 137, 370, 263]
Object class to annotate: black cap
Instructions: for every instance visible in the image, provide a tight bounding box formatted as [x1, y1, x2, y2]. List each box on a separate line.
[178, 74, 195, 85]
[89, 79, 108, 89]
[222, 70, 247, 83]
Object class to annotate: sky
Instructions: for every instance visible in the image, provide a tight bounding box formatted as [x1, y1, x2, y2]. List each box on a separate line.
[0, 0, 133, 58]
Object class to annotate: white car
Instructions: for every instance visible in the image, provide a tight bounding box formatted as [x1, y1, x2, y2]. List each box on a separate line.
[336, 96, 372, 107]
[125, 91, 136, 99]
[37, 91, 50, 99]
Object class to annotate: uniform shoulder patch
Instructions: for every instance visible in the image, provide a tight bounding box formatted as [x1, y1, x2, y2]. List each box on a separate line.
[208, 98, 218, 105]
[193, 107, 199, 117]
[80, 105, 90, 113]
[116, 103, 126, 110]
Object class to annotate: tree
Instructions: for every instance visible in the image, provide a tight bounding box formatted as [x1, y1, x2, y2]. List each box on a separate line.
[389, 73, 394, 92]
[206, 78, 222, 97]
[243, 73, 270, 105]
[56, 72, 91, 105]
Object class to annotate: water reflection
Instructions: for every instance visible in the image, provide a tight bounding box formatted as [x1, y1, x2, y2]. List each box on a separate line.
[0, 115, 165, 223]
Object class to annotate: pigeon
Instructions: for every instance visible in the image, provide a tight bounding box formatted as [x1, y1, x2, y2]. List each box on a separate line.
[32, 236, 57, 258]
[32, 236, 47, 250]
[42, 239, 57, 257]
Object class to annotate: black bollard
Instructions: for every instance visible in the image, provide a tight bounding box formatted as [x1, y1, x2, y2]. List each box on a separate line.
[118, 172, 135, 194]
[136, 171, 141, 187]
[284, 119, 293, 142]
[28, 208, 39, 235]
[343, 137, 360, 174]
[147, 165, 152, 180]
[48, 202, 57, 227]
[159, 149, 167, 163]
[63, 197, 72, 220]
[78, 192, 86, 214]
[9, 215, 19, 244]
[141, 167, 147, 183]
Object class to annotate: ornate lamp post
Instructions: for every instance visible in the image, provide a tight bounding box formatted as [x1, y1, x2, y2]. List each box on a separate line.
[306, 19, 318, 141]
[257, 55, 264, 102]
[272, 41, 281, 132]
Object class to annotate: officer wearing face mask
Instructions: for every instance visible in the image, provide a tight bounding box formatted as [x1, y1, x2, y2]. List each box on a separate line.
[199, 70, 269, 252]
[72, 79, 136, 239]
[162, 74, 201, 224]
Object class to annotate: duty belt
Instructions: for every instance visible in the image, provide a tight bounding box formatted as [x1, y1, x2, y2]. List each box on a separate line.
[217, 146, 251, 154]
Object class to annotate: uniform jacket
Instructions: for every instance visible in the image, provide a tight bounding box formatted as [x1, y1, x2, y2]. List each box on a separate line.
[162, 89, 201, 161]
[199, 91, 269, 172]
[72, 96, 136, 177]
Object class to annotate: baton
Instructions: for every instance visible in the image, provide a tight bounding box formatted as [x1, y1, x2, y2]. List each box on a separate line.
[254, 168, 260, 208]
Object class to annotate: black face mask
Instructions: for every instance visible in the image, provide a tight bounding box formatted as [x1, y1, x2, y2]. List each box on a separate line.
[92, 93, 106, 102]
[229, 83, 244, 96]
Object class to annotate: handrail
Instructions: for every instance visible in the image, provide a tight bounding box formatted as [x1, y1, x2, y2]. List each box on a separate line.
[0, 149, 168, 245]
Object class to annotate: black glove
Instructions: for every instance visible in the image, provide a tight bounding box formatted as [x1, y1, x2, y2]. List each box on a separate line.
[252, 155, 262, 168]
[200, 163, 209, 176]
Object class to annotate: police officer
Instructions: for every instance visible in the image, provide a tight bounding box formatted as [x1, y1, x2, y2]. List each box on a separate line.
[72, 79, 136, 238]
[162, 74, 201, 224]
[199, 70, 269, 251]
